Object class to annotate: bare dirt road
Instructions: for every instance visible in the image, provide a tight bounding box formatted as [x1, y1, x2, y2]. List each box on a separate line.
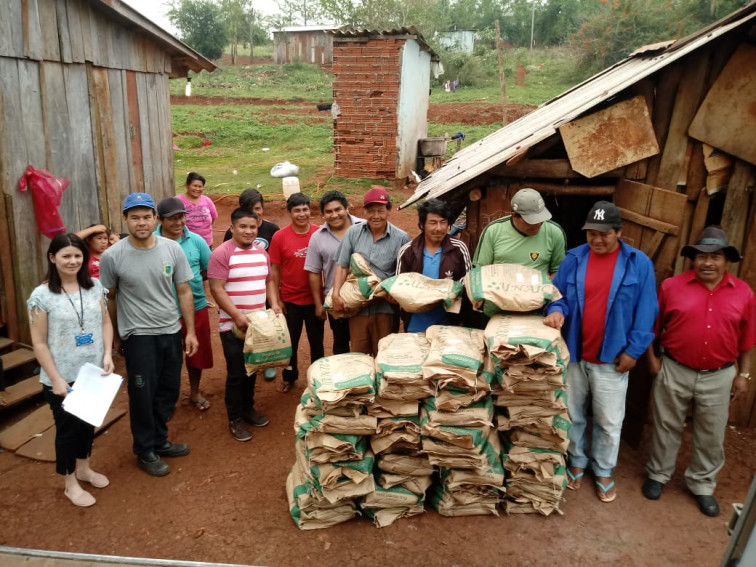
[1, 189, 753, 566]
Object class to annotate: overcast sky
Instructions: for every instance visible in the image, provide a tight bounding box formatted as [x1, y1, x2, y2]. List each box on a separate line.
[122, 0, 279, 36]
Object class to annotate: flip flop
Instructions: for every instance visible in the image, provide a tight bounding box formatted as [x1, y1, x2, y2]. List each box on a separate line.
[191, 398, 210, 411]
[566, 467, 585, 491]
[595, 479, 617, 503]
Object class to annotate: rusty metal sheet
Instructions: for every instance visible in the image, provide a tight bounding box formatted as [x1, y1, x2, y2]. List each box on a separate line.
[559, 96, 660, 178]
[689, 43, 756, 165]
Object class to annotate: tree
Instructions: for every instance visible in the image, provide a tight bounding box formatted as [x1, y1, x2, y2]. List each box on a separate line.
[168, 0, 229, 61]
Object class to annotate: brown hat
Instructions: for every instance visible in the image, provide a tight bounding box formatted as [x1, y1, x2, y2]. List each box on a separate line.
[681, 225, 741, 262]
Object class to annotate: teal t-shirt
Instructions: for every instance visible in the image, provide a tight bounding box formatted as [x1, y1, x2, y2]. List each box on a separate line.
[155, 226, 211, 311]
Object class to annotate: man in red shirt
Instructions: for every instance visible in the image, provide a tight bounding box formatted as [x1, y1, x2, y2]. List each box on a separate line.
[545, 201, 657, 504]
[642, 226, 755, 517]
[269, 193, 323, 394]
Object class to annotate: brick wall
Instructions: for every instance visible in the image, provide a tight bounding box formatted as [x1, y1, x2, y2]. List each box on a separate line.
[332, 38, 404, 179]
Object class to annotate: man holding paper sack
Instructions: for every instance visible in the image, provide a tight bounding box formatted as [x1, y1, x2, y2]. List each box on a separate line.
[209, 208, 282, 442]
[396, 198, 471, 332]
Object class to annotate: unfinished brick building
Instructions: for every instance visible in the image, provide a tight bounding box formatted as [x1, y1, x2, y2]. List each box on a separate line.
[330, 28, 440, 180]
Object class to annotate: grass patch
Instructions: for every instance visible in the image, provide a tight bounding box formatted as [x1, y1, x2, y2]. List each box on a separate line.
[171, 63, 333, 102]
[171, 47, 585, 201]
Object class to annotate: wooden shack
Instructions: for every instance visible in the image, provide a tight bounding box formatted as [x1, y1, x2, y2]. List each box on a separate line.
[273, 26, 336, 65]
[0, 0, 215, 344]
[401, 4, 756, 430]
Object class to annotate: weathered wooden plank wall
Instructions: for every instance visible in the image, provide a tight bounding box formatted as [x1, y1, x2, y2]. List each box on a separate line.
[0, 0, 185, 341]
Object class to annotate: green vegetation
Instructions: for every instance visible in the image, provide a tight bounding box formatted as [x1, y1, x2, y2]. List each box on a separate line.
[169, 48, 573, 200]
[170, 63, 334, 102]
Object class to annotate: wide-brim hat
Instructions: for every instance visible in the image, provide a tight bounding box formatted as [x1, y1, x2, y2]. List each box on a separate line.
[680, 225, 741, 262]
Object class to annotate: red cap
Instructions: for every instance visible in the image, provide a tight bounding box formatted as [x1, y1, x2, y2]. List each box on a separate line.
[363, 186, 390, 206]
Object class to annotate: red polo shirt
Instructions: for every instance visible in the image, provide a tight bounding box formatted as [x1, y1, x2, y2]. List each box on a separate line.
[656, 271, 755, 370]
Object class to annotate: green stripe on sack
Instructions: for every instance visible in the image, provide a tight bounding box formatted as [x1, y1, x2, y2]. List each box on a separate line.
[553, 415, 571, 432]
[468, 267, 484, 302]
[245, 347, 292, 365]
[440, 353, 481, 370]
[357, 277, 374, 298]
[379, 275, 397, 292]
[333, 374, 375, 390]
[379, 364, 423, 374]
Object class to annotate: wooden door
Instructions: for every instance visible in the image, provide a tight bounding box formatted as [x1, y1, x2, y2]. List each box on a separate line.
[614, 178, 687, 448]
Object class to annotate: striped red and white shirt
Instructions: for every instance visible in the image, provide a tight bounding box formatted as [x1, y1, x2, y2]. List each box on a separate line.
[208, 239, 271, 332]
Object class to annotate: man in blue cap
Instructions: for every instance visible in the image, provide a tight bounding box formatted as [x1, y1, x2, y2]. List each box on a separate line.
[100, 193, 198, 477]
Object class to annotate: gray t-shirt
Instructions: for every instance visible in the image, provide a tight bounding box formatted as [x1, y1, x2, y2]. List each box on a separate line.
[99, 236, 193, 338]
[305, 215, 364, 294]
[27, 279, 107, 387]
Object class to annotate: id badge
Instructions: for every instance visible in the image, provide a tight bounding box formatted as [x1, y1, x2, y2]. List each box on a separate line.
[75, 333, 94, 347]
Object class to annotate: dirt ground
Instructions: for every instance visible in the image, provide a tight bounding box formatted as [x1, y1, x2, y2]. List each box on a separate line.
[170, 95, 533, 127]
[1, 189, 754, 566]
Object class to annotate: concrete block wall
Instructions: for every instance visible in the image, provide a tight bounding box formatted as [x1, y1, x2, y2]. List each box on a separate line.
[332, 38, 404, 179]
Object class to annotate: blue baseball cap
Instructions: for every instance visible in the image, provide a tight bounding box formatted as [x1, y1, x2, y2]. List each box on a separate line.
[123, 192, 156, 213]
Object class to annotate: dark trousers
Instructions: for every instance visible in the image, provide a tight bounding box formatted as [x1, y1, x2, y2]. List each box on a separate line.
[220, 331, 257, 421]
[282, 302, 324, 383]
[123, 333, 183, 456]
[328, 314, 351, 355]
[44, 385, 95, 475]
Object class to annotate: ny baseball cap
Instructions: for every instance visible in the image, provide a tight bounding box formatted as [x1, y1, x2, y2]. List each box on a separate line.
[582, 200, 622, 232]
[363, 186, 390, 206]
[123, 192, 156, 213]
[511, 188, 551, 224]
[157, 197, 186, 218]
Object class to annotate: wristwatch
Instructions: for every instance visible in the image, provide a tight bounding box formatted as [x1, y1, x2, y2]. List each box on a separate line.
[737, 372, 751, 381]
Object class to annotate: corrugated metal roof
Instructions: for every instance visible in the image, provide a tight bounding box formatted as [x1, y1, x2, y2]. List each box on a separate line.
[277, 25, 338, 33]
[400, 3, 756, 209]
[330, 27, 439, 60]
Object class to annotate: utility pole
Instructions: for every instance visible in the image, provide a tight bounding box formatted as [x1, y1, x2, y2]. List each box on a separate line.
[530, 1, 536, 49]
[495, 19, 508, 127]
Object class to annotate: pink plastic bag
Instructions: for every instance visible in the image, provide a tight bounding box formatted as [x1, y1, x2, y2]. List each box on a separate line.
[17, 166, 70, 239]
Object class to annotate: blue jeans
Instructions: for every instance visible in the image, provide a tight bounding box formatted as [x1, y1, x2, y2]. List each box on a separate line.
[566, 361, 629, 477]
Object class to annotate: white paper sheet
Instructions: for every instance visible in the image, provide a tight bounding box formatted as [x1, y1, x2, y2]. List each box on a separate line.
[62, 363, 123, 427]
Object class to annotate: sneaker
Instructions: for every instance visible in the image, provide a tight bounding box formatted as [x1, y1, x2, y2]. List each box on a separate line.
[264, 367, 277, 382]
[137, 452, 171, 477]
[229, 418, 252, 442]
[155, 441, 190, 458]
[243, 408, 269, 427]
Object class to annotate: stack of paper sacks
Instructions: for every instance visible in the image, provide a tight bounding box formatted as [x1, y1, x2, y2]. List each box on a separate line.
[287, 353, 378, 529]
[420, 325, 503, 516]
[362, 333, 431, 527]
[485, 314, 571, 516]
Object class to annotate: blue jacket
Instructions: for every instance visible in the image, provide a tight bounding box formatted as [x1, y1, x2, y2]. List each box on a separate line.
[546, 240, 657, 363]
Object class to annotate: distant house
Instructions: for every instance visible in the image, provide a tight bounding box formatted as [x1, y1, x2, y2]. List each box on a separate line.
[0, 0, 215, 343]
[273, 26, 337, 64]
[438, 30, 475, 54]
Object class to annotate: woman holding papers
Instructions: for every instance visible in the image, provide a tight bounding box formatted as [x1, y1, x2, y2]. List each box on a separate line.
[28, 233, 114, 507]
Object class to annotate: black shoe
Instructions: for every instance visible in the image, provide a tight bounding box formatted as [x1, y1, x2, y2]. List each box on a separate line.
[693, 494, 719, 517]
[155, 441, 190, 458]
[243, 409, 269, 427]
[137, 452, 171, 477]
[642, 478, 664, 500]
[229, 418, 252, 442]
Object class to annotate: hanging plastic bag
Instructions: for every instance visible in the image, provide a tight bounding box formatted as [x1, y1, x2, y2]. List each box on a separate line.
[17, 166, 69, 239]
[270, 161, 299, 178]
